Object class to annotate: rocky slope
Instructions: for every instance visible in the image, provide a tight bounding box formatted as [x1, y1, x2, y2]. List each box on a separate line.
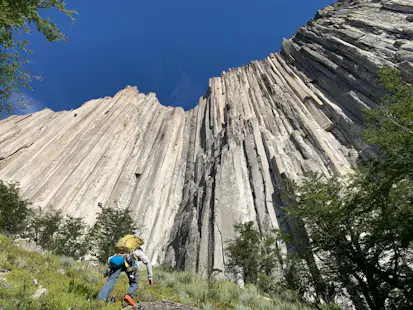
[0, 0, 412, 276]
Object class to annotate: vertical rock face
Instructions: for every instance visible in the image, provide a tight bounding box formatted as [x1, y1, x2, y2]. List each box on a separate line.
[0, 0, 412, 275]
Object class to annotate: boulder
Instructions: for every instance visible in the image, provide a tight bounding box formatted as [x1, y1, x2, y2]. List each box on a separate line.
[31, 286, 48, 299]
[0, 269, 9, 282]
[13, 238, 44, 254]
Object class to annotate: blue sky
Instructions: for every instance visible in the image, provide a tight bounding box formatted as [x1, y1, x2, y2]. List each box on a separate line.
[23, 0, 334, 113]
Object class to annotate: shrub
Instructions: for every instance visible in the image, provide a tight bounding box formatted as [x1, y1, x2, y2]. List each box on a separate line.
[54, 216, 88, 259]
[0, 181, 31, 236]
[24, 207, 88, 259]
[88, 203, 137, 263]
[226, 221, 283, 294]
[25, 207, 62, 250]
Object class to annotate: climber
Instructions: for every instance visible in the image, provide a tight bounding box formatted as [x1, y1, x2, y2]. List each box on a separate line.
[96, 235, 153, 307]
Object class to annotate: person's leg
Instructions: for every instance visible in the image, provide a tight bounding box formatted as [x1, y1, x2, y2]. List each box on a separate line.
[97, 268, 122, 301]
[125, 270, 139, 298]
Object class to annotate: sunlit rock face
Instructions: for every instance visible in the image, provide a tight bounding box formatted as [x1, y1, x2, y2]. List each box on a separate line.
[0, 0, 412, 275]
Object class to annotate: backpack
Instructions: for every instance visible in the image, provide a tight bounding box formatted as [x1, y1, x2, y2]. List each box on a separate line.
[108, 255, 125, 269]
[115, 235, 144, 254]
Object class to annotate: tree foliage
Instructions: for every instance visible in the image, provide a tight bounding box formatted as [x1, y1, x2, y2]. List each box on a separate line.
[364, 68, 413, 162]
[26, 207, 62, 250]
[0, 0, 76, 115]
[89, 203, 138, 263]
[283, 68, 413, 309]
[285, 172, 413, 309]
[0, 184, 139, 262]
[22, 207, 86, 259]
[54, 215, 88, 259]
[226, 221, 283, 294]
[0, 180, 30, 235]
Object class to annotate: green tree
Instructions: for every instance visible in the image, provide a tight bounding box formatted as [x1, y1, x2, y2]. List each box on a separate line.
[54, 216, 88, 259]
[226, 221, 283, 294]
[89, 203, 138, 263]
[25, 207, 88, 259]
[285, 172, 413, 309]
[363, 67, 413, 188]
[364, 68, 413, 161]
[282, 68, 413, 309]
[0, 0, 76, 115]
[0, 180, 30, 236]
[26, 207, 63, 250]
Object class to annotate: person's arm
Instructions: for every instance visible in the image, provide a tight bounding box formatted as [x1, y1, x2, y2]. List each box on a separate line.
[134, 249, 153, 284]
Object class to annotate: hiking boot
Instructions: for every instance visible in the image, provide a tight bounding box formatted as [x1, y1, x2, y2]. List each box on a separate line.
[124, 295, 136, 307]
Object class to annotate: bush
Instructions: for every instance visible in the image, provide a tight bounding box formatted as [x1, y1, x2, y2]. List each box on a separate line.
[54, 216, 88, 259]
[23, 207, 88, 259]
[25, 207, 62, 250]
[226, 221, 284, 294]
[0, 188, 141, 264]
[88, 203, 138, 263]
[0, 181, 31, 236]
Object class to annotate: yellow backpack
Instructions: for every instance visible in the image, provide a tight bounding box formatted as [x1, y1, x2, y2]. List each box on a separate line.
[115, 235, 144, 254]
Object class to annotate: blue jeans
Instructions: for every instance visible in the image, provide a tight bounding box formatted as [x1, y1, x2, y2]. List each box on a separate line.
[97, 267, 138, 301]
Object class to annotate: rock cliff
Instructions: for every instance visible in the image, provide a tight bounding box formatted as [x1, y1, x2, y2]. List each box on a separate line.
[0, 0, 412, 276]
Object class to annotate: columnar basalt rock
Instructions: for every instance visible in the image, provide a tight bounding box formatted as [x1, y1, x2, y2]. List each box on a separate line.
[0, 0, 412, 276]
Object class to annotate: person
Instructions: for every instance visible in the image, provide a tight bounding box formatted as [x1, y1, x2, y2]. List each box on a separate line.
[96, 236, 153, 307]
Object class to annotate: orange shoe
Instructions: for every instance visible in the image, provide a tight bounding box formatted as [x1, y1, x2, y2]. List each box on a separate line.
[124, 295, 136, 307]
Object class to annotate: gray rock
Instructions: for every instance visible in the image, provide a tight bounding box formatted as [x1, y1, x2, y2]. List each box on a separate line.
[0, 269, 8, 282]
[383, 0, 413, 14]
[0, 0, 408, 281]
[13, 238, 44, 254]
[31, 286, 48, 299]
[398, 60, 413, 82]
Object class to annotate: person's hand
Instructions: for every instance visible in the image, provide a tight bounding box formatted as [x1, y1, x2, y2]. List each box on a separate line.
[148, 278, 153, 287]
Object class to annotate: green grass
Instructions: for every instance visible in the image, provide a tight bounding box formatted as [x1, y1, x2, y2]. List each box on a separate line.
[0, 235, 313, 309]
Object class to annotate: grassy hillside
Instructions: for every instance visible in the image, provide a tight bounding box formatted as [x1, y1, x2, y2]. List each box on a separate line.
[0, 235, 312, 310]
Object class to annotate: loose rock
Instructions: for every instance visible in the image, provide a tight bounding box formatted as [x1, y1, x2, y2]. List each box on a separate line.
[13, 238, 44, 254]
[31, 286, 48, 299]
